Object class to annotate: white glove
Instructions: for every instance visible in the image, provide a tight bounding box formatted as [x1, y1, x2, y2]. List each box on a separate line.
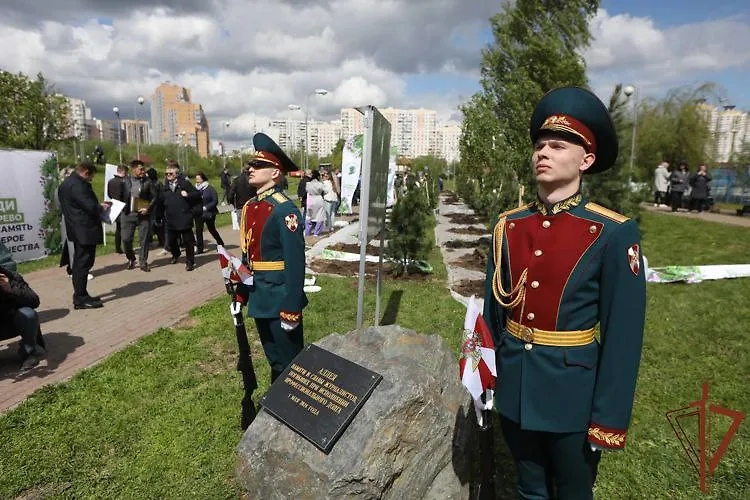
[281, 320, 298, 331]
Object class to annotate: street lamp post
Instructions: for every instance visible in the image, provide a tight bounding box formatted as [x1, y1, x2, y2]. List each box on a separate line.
[222, 121, 230, 170]
[303, 89, 328, 171]
[134, 95, 145, 160]
[623, 85, 638, 185]
[113, 106, 122, 165]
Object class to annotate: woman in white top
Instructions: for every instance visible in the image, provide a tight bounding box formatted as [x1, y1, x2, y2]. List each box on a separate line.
[304, 170, 331, 236]
[321, 170, 339, 233]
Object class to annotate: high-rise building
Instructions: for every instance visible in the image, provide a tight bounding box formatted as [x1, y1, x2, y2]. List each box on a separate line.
[311, 120, 342, 157]
[436, 122, 462, 164]
[150, 82, 210, 157]
[59, 95, 92, 139]
[699, 103, 749, 164]
[120, 119, 150, 146]
[340, 107, 440, 158]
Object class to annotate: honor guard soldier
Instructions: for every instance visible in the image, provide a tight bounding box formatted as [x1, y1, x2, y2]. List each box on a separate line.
[240, 133, 308, 382]
[483, 87, 646, 499]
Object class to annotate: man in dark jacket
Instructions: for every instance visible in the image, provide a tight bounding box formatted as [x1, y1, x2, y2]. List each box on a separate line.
[106, 164, 128, 253]
[162, 161, 202, 271]
[0, 266, 45, 371]
[297, 169, 310, 218]
[220, 166, 231, 205]
[57, 162, 110, 309]
[120, 159, 158, 271]
[228, 164, 257, 210]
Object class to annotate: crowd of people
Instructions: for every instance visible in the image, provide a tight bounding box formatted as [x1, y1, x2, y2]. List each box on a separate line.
[653, 160, 713, 213]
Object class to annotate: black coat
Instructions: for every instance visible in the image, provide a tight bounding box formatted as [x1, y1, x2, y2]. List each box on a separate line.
[690, 172, 712, 200]
[107, 175, 127, 204]
[161, 175, 202, 231]
[0, 266, 40, 321]
[228, 173, 257, 210]
[58, 172, 104, 245]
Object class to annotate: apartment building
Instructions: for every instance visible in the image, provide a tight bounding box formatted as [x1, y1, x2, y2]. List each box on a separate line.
[120, 119, 150, 146]
[59, 95, 92, 139]
[150, 82, 210, 157]
[699, 103, 749, 163]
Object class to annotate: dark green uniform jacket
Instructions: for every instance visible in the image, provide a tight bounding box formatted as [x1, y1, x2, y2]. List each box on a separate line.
[240, 186, 308, 321]
[483, 194, 646, 450]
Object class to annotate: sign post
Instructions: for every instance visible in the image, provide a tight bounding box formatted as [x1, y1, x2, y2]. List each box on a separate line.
[354, 106, 391, 330]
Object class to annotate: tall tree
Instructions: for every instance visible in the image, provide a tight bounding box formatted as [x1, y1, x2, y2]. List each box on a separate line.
[632, 83, 717, 181]
[0, 70, 69, 150]
[582, 84, 640, 219]
[459, 0, 599, 218]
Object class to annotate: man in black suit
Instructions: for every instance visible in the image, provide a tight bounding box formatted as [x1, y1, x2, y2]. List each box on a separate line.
[228, 163, 257, 210]
[57, 162, 111, 309]
[106, 164, 128, 253]
[121, 159, 158, 271]
[162, 161, 202, 271]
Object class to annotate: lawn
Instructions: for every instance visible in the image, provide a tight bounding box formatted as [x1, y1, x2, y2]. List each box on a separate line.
[1, 211, 749, 499]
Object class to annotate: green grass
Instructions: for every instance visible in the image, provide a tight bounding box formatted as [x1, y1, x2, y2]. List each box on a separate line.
[1, 211, 749, 499]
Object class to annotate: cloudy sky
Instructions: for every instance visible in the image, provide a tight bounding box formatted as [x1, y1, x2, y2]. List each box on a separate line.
[1, 0, 748, 145]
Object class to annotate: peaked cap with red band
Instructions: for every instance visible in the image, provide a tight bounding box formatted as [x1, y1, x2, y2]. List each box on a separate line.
[530, 86, 619, 174]
[251, 132, 300, 173]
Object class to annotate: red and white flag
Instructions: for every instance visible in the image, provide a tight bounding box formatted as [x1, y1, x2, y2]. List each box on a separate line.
[217, 245, 254, 286]
[459, 295, 496, 424]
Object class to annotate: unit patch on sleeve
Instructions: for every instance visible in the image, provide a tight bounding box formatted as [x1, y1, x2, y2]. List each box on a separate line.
[627, 244, 640, 276]
[284, 213, 299, 232]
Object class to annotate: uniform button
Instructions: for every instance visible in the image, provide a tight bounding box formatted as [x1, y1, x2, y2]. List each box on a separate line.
[542, 220, 551, 228]
[508, 222, 515, 229]
[589, 225, 597, 234]
[527, 312, 535, 321]
[531, 280, 539, 289]
[254, 206, 258, 209]
[524, 343, 533, 351]
[534, 249, 543, 257]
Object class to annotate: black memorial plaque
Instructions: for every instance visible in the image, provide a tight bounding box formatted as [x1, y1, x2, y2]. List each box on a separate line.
[260, 344, 382, 454]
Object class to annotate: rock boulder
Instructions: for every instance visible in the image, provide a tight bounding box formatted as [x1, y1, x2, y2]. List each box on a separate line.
[236, 325, 481, 499]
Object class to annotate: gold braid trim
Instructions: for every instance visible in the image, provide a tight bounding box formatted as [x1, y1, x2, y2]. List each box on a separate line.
[239, 202, 251, 255]
[492, 217, 527, 309]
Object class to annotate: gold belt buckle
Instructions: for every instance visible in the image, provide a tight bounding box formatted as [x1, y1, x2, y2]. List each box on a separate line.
[522, 326, 535, 343]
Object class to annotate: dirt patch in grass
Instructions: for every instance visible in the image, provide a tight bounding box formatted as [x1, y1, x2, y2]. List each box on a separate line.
[444, 237, 491, 249]
[327, 242, 383, 255]
[452, 249, 487, 272]
[443, 192, 460, 204]
[448, 226, 488, 235]
[444, 213, 484, 225]
[453, 279, 486, 298]
[309, 259, 380, 277]
[173, 316, 200, 330]
[309, 258, 433, 281]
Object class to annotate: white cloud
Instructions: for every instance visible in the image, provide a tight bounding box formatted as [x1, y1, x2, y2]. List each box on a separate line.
[0, 0, 494, 141]
[585, 9, 750, 101]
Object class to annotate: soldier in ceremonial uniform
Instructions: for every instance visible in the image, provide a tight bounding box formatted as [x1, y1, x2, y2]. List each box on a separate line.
[240, 133, 308, 382]
[483, 87, 646, 499]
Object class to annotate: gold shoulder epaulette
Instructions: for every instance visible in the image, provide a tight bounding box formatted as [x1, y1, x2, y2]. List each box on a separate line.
[584, 202, 629, 223]
[272, 192, 289, 204]
[498, 203, 532, 220]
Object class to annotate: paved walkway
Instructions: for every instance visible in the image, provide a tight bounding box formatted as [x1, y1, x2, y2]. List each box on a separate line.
[0, 217, 354, 414]
[641, 203, 750, 227]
